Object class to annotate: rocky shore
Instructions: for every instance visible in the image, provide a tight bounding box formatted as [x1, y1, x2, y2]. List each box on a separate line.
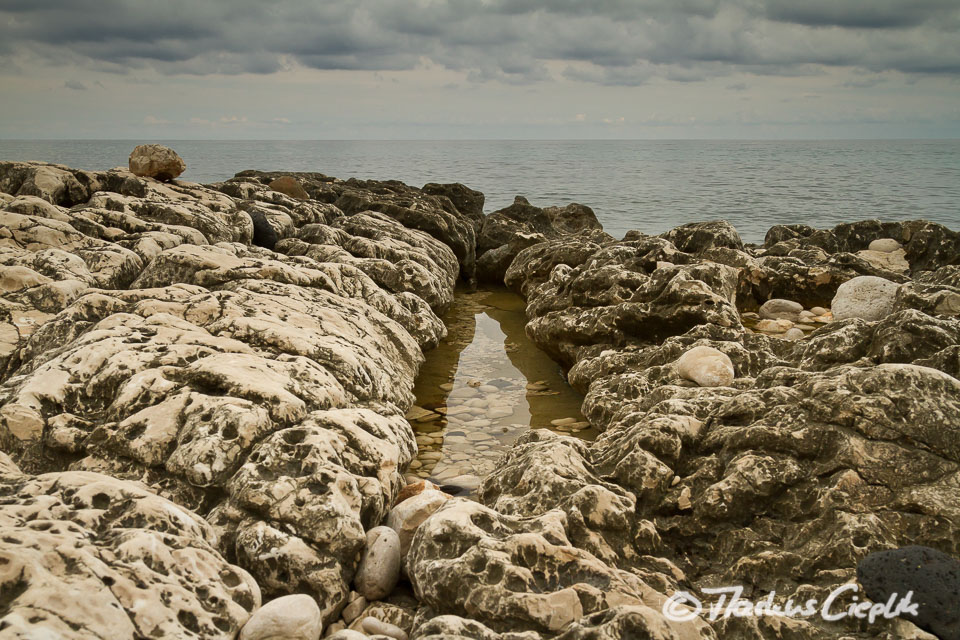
[1, 146, 958, 640]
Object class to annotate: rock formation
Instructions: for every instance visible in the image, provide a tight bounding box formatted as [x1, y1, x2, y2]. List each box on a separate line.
[2, 153, 959, 640]
[475, 196, 602, 284]
[128, 144, 187, 181]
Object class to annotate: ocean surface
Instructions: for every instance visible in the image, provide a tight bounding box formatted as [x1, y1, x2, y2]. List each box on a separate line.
[1, 139, 958, 244]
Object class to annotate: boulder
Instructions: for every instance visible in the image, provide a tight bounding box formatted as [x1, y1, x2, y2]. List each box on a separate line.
[354, 526, 402, 601]
[0, 161, 98, 206]
[268, 176, 310, 200]
[832, 275, 900, 321]
[868, 238, 903, 253]
[422, 182, 486, 230]
[659, 220, 744, 253]
[387, 489, 450, 560]
[476, 196, 602, 283]
[858, 546, 960, 640]
[676, 345, 735, 387]
[361, 616, 408, 640]
[327, 631, 369, 640]
[128, 144, 186, 181]
[758, 298, 803, 321]
[240, 594, 323, 640]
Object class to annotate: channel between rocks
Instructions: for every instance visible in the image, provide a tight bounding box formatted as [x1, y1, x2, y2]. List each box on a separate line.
[402, 286, 597, 495]
[2, 154, 960, 640]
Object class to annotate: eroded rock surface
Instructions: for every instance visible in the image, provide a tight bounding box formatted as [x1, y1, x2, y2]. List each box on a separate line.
[0, 159, 461, 633]
[128, 144, 187, 181]
[0, 454, 260, 638]
[3, 157, 960, 640]
[476, 196, 602, 284]
[471, 219, 960, 639]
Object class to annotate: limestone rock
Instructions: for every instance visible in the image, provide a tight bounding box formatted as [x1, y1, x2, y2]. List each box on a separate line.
[341, 594, 367, 624]
[408, 499, 653, 634]
[555, 606, 709, 640]
[857, 247, 910, 273]
[333, 178, 478, 283]
[868, 238, 903, 253]
[676, 345, 735, 387]
[832, 275, 900, 321]
[0, 161, 99, 206]
[0, 469, 260, 639]
[354, 526, 402, 601]
[328, 631, 369, 640]
[269, 176, 310, 200]
[783, 327, 805, 340]
[758, 298, 803, 321]
[755, 318, 794, 333]
[414, 615, 543, 640]
[422, 182, 486, 230]
[387, 488, 450, 560]
[476, 196, 602, 283]
[361, 616, 408, 640]
[659, 220, 743, 253]
[240, 594, 323, 640]
[0, 156, 465, 636]
[128, 144, 186, 181]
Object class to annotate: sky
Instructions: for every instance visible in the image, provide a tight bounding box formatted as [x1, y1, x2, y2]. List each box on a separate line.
[1, 0, 959, 140]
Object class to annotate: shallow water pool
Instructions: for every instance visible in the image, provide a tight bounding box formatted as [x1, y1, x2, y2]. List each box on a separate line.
[405, 288, 596, 494]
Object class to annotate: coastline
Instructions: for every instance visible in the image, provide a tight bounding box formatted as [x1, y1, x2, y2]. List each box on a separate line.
[1, 152, 959, 639]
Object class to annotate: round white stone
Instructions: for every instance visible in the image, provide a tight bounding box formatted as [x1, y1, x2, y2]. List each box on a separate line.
[327, 631, 369, 640]
[783, 328, 805, 341]
[676, 346, 735, 387]
[354, 526, 401, 601]
[758, 298, 803, 321]
[831, 275, 900, 321]
[239, 594, 322, 640]
[868, 238, 902, 253]
[361, 617, 408, 640]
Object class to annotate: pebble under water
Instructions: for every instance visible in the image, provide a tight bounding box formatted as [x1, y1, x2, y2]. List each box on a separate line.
[405, 288, 596, 496]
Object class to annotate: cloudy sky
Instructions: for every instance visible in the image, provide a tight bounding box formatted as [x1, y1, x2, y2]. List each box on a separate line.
[1, 0, 958, 139]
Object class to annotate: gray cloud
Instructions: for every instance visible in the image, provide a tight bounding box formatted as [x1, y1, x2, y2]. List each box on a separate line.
[764, 0, 958, 29]
[63, 79, 87, 90]
[1, 0, 958, 83]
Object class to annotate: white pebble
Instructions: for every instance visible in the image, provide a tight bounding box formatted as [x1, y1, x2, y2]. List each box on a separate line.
[868, 238, 902, 253]
[240, 594, 322, 640]
[353, 527, 401, 601]
[832, 275, 900, 321]
[361, 617, 408, 640]
[676, 346, 735, 387]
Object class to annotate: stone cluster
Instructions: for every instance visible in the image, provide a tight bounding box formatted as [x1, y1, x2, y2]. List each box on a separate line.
[1, 148, 959, 640]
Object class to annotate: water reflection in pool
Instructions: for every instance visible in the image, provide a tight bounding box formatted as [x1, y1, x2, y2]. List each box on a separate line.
[406, 288, 596, 494]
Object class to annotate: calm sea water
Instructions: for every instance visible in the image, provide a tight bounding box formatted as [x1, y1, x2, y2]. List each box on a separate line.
[1, 139, 957, 244]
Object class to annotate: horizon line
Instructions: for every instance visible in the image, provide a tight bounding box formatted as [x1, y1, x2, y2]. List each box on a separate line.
[2, 137, 959, 143]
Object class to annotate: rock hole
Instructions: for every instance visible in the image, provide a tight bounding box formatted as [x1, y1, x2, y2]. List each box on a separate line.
[91, 493, 111, 510]
[177, 610, 200, 633]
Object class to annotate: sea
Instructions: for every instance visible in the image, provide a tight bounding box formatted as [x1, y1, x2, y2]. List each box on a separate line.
[1, 139, 958, 244]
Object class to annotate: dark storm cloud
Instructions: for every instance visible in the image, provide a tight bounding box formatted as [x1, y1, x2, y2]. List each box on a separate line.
[1, 0, 958, 82]
[764, 0, 958, 29]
